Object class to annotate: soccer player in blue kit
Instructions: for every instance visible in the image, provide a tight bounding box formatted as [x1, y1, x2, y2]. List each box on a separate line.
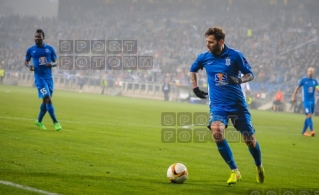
[25, 29, 62, 131]
[291, 67, 319, 137]
[190, 27, 264, 185]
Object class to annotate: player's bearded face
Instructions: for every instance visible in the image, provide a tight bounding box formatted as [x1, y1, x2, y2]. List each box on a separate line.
[34, 33, 44, 46]
[206, 35, 222, 55]
[210, 42, 221, 55]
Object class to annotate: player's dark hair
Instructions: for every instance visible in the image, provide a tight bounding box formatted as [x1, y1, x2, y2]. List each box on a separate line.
[36, 29, 45, 39]
[205, 27, 225, 41]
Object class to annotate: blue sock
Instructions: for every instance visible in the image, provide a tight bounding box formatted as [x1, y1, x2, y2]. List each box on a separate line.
[248, 141, 262, 166]
[46, 103, 58, 123]
[216, 139, 237, 170]
[307, 118, 313, 131]
[37, 103, 47, 122]
[302, 119, 308, 134]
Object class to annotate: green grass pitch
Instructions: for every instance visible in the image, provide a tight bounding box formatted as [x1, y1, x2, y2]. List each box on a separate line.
[0, 85, 318, 195]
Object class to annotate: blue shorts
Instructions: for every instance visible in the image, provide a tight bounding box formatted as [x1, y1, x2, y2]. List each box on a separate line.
[208, 107, 255, 135]
[35, 77, 54, 98]
[303, 101, 315, 114]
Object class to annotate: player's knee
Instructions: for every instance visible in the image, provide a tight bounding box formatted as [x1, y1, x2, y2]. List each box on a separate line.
[245, 140, 254, 147]
[211, 122, 225, 142]
[210, 121, 224, 131]
[212, 130, 224, 142]
[243, 136, 256, 147]
[43, 96, 52, 104]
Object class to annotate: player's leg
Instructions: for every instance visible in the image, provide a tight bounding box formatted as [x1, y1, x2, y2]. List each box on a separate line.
[302, 102, 311, 136]
[242, 133, 265, 183]
[34, 81, 47, 130]
[44, 78, 62, 131]
[234, 109, 264, 183]
[302, 118, 310, 136]
[308, 101, 315, 136]
[43, 96, 61, 131]
[209, 112, 240, 185]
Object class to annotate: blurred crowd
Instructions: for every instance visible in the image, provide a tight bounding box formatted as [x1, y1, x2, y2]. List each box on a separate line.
[1, 0, 319, 95]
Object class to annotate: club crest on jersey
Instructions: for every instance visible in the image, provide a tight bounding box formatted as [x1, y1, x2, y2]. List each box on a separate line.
[215, 73, 228, 86]
[39, 57, 47, 65]
[226, 58, 231, 66]
[45, 49, 50, 53]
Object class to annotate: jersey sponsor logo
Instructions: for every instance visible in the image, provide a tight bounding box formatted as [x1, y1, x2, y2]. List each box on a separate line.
[308, 87, 313, 93]
[226, 58, 231, 66]
[39, 57, 48, 65]
[215, 73, 228, 86]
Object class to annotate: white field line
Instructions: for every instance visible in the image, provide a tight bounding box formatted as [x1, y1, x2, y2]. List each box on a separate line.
[0, 180, 60, 195]
[0, 116, 303, 136]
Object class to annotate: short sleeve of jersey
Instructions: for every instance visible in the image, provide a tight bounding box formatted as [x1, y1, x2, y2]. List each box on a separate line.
[297, 78, 305, 87]
[236, 52, 254, 78]
[50, 46, 57, 61]
[25, 47, 32, 61]
[190, 53, 204, 72]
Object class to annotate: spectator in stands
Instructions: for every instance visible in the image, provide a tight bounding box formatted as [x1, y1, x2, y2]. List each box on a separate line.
[246, 91, 254, 109]
[0, 65, 4, 84]
[77, 76, 85, 93]
[101, 75, 107, 95]
[1, 0, 319, 99]
[162, 78, 171, 101]
[273, 89, 284, 111]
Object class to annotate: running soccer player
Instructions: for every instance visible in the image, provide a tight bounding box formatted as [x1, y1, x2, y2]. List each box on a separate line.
[190, 27, 264, 185]
[25, 29, 62, 131]
[291, 67, 319, 137]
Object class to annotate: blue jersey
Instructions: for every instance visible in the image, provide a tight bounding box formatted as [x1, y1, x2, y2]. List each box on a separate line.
[298, 77, 318, 102]
[190, 45, 253, 112]
[25, 44, 57, 80]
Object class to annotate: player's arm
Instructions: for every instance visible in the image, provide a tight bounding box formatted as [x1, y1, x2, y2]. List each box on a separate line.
[24, 60, 30, 67]
[228, 73, 253, 84]
[24, 60, 34, 71]
[46, 46, 58, 68]
[190, 54, 207, 99]
[292, 79, 304, 102]
[291, 86, 300, 102]
[46, 60, 57, 68]
[315, 80, 319, 92]
[229, 52, 254, 84]
[190, 72, 208, 99]
[25, 48, 34, 71]
[190, 72, 198, 88]
[241, 73, 253, 83]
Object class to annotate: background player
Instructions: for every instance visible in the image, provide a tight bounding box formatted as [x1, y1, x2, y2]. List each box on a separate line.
[190, 27, 264, 185]
[240, 73, 251, 101]
[25, 29, 62, 131]
[291, 67, 319, 136]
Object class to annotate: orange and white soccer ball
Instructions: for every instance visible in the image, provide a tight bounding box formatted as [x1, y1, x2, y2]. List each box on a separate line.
[167, 163, 188, 184]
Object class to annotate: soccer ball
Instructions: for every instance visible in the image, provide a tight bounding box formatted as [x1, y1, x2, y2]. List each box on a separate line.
[167, 163, 188, 184]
